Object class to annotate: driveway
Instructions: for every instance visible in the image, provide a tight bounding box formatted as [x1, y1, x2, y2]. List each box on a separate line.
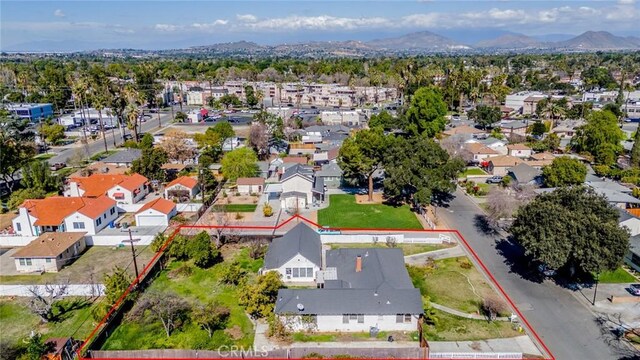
[438, 188, 620, 360]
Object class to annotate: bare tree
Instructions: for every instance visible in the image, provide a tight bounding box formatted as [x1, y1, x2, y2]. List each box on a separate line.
[130, 290, 190, 337]
[594, 312, 640, 359]
[482, 295, 507, 321]
[440, 136, 473, 164]
[209, 206, 240, 247]
[158, 129, 195, 164]
[249, 123, 269, 160]
[485, 187, 519, 228]
[27, 281, 69, 322]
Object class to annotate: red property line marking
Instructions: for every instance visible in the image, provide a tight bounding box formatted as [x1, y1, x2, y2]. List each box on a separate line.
[78, 214, 554, 360]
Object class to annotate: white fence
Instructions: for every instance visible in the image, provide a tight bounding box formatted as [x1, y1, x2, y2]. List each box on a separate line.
[117, 204, 144, 213]
[0, 284, 105, 297]
[176, 203, 203, 212]
[86, 234, 156, 246]
[430, 353, 522, 359]
[320, 232, 454, 245]
[0, 235, 37, 247]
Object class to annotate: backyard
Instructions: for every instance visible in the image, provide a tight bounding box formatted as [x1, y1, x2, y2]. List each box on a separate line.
[317, 194, 423, 229]
[100, 247, 261, 350]
[330, 243, 453, 256]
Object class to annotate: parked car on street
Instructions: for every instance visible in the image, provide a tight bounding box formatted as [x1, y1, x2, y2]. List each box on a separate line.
[537, 263, 557, 277]
[49, 163, 66, 171]
[630, 284, 640, 296]
[486, 176, 503, 184]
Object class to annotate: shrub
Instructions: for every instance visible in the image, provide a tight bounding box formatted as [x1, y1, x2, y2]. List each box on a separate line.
[219, 262, 247, 285]
[385, 236, 397, 248]
[169, 263, 194, 278]
[482, 295, 508, 321]
[263, 203, 274, 217]
[457, 257, 473, 269]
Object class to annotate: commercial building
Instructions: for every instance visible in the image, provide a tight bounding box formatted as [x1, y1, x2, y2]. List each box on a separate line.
[6, 103, 54, 122]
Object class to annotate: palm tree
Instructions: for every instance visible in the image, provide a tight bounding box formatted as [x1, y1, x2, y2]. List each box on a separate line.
[125, 104, 140, 142]
[93, 91, 109, 153]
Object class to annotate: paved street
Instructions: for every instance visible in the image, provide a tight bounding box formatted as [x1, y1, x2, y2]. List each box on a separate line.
[438, 188, 620, 360]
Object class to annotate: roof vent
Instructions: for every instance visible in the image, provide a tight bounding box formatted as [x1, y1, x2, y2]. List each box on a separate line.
[297, 303, 304, 311]
[374, 292, 378, 297]
[386, 300, 391, 305]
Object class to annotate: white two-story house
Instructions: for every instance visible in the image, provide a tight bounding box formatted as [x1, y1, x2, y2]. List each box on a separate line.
[65, 173, 149, 205]
[279, 164, 325, 210]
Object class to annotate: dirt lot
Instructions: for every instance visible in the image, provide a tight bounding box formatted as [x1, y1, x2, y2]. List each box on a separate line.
[0, 245, 156, 284]
[217, 194, 260, 205]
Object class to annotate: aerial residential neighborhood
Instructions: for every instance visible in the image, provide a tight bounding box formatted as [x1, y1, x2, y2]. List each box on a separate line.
[1, 1, 640, 360]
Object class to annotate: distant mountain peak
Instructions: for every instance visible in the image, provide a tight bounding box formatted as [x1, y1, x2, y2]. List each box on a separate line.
[556, 31, 639, 50]
[476, 33, 542, 49]
[366, 30, 471, 51]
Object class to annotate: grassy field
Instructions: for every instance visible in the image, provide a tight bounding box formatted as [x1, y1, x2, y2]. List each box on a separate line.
[408, 256, 500, 314]
[462, 167, 487, 177]
[597, 267, 638, 283]
[0, 246, 155, 284]
[317, 195, 422, 229]
[0, 297, 101, 347]
[330, 243, 452, 256]
[422, 309, 521, 341]
[101, 247, 261, 350]
[213, 204, 258, 212]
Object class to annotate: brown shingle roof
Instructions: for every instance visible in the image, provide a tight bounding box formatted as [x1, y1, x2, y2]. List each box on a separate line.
[489, 155, 524, 167]
[507, 143, 531, 151]
[465, 143, 499, 155]
[237, 177, 265, 186]
[283, 156, 307, 164]
[530, 152, 555, 161]
[12, 232, 86, 258]
[443, 125, 486, 136]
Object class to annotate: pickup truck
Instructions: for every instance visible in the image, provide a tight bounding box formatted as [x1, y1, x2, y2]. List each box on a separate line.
[485, 176, 503, 184]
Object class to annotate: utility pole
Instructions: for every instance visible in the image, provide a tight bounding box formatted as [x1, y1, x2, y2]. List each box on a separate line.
[592, 272, 599, 306]
[122, 229, 141, 284]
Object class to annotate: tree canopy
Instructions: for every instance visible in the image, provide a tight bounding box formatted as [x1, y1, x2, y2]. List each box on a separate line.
[368, 110, 397, 131]
[571, 110, 624, 165]
[510, 186, 629, 277]
[542, 157, 587, 187]
[221, 147, 258, 181]
[469, 105, 501, 130]
[239, 271, 284, 319]
[131, 148, 168, 181]
[402, 86, 448, 137]
[338, 127, 388, 201]
[0, 110, 37, 192]
[631, 129, 640, 169]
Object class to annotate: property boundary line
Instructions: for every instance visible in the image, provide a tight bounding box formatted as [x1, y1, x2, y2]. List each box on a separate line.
[77, 214, 555, 360]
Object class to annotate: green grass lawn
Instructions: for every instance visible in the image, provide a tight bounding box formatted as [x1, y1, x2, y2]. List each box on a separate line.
[101, 247, 261, 350]
[422, 309, 521, 341]
[408, 257, 500, 314]
[330, 243, 452, 256]
[213, 204, 258, 212]
[462, 167, 487, 177]
[597, 267, 638, 283]
[292, 330, 415, 342]
[0, 297, 101, 348]
[317, 194, 422, 229]
[34, 153, 55, 160]
[90, 150, 117, 161]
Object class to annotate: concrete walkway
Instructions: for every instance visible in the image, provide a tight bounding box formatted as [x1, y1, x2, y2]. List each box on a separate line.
[253, 320, 280, 350]
[429, 335, 542, 356]
[404, 245, 465, 265]
[430, 302, 510, 322]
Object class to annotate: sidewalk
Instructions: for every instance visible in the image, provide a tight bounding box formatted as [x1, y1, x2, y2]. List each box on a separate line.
[430, 302, 510, 322]
[404, 245, 465, 265]
[429, 335, 542, 356]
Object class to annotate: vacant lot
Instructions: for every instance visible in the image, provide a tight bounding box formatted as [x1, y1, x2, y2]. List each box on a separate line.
[101, 247, 261, 350]
[0, 246, 155, 284]
[318, 194, 422, 229]
[408, 256, 501, 314]
[330, 243, 452, 256]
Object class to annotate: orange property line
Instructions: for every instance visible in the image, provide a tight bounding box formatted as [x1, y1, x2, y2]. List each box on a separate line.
[78, 214, 555, 360]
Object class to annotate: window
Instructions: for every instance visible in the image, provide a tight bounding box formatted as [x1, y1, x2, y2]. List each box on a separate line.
[396, 314, 412, 323]
[358, 314, 364, 323]
[405, 314, 412, 323]
[26, 258, 32, 266]
[72, 222, 85, 229]
[344, 314, 364, 324]
[286, 268, 292, 275]
[110, 208, 116, 215]
[103, 214, 107, 219]
[15, 223, 21, 232]
[96, 218, 102, 226]
[349, 314, 358, 321]
[342, 315, 349, 324]
[292, 268, 299, 278]
[19, 259, 26, 266]
[46, 259, 52, 263]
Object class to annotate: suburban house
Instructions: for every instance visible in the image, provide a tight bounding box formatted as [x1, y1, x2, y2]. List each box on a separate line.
[237, 177, 265, 195]
[618, 209, 640, 237]
[271, 224, 423, 332]
[289, 143, 318, 156]
[507, 144, 533, 158]
[11, 232, 87, 273]
[486, 155, 524, 176]
[464, 143, 500, 163]
[280, 164, 325, 210]
[466, 137, 508, 155]
[164, 176, 200, 202]
[626, 235, 640, 272]
[507, 163, 542, 186]
[65, 173, 149, 205]
[101, 149, 142, 168]
[443, 125, 486, 139]
[12, 196, 118, 236]
[499, 120, 528, 138]
[262, 223, 322, 283]
[316, 163, 343, 189]
[134, 198, 177, 227]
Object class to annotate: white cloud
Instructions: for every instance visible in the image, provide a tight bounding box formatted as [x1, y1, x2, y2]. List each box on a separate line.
[54, 9, 65, 17]
[237, 14, 257, 23]
[618, 0, 635, 4]
[191, 20, 229, 30]
[155, 24, 180, 32]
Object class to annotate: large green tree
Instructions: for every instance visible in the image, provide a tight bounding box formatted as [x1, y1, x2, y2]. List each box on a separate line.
[368, 110, 397, 131]
[402, 86, 448, 137]
[542, 157, 587, 187]
[383, 135, 464, 208]
[469, 105, 501, 130]
[338, 127, 388, 201]
[631, 129, 640, 168]
[221, 147, 258, 181]
[0, 110, 37, 192]
[21, 160, 60, 193]
[131, 148, 168, 181]
[510, 187, 629, 277]
[39, 122, 65, 145]
[571, 110, 624, 165]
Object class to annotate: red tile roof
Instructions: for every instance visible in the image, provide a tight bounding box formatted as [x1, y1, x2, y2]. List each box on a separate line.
[136, 198, 176, 215]
[166, 176, 198, 189]
[77, 196, 117, 219]
[22, 196, 115, 226]
[69, 173, 148, 197]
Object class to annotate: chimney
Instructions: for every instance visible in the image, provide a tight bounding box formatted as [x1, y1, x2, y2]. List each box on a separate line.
[355, 255, 362, 273]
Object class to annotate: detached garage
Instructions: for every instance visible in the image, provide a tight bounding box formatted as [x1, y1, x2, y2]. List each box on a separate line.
[135, 198, 177, 227]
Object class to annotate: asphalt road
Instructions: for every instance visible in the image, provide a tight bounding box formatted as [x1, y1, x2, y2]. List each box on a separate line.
[438, 189, 620, 360]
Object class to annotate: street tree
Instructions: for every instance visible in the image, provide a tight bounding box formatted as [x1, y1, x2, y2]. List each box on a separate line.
[221, 147, 259, 181]
[39, 122, 65, 145]
[191, 301, 231, 338]
[510, 186, 629, 277]
[542, 157, 587, 187]
[245, 85, 258, 107]
[485, 187, 520, 228]
[219, 94, 241, 109]
[0, 110, 36, 192]
[239, 271, 284, 319]
[383, 135, 464, 208]
[139, 133, 155, 150]
[212, 121, 235, 148]
[249, 122, 269, 159]
[174, 111, 188, 122]
[402, 86, 448, 137]
[337, 127, 388, 202]
[571, 110, 624, 165]
[131, 148, 168, 181]
[468, 105, 501, 130]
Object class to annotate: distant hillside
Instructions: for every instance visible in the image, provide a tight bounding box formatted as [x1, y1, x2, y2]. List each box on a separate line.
[366, 31, 470, 51]
[476, 34, 543, 49]
[555, 31, 639, 50]
[191, 41, 264, 51]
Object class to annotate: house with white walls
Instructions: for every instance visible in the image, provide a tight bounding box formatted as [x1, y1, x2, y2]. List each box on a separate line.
[65, 173, 149, 205]
[134, 198, 177, 227]
[280, 164, 325, 210]
[164, 176, 200, 201]
[261, 223, 322, 283]
[11, 232, 87, 273]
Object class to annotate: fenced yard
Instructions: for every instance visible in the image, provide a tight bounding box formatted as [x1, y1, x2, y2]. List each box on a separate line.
[318, 194, 423, 229]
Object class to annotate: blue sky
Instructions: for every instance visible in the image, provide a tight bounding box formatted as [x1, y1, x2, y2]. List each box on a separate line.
[2, 1, 639, 51]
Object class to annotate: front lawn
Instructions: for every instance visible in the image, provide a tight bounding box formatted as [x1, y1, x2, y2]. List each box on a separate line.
[213, 204, 258, 212]
[408, 256, 501, 314]
[330, 243, 451, 256]
[597, 267, 638, 283]
[462, 167, 487, 177]
[422, 309, 521, 341]
[101, 247, 260, 350]
[90, 150, 117, 161]
[292, 330, 415, 342]
[317, 194, 422, 229]
[34, 153, 55, 160]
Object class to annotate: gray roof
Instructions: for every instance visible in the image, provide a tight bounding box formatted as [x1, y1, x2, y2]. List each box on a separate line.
[102, 149, 142, 164]
[593, 188, 640, 205]
[317, 162, 343, 178]
[476, 137, 506, 146]
[501, 120, 528, 130]
[587, 180, 632, 194]
[282, 191, 307, 198]
[508, 163, 541, 184]
[263, 223, 322, 270]
[305, 125, 350, 134]
[629, 234, 640, 256]
[275, 248, 422, 315]
[256, 161, 269, 173]
[618, 208, 637, 223]
[312, 177, 325, 194]
[281, 164, 314, 182]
